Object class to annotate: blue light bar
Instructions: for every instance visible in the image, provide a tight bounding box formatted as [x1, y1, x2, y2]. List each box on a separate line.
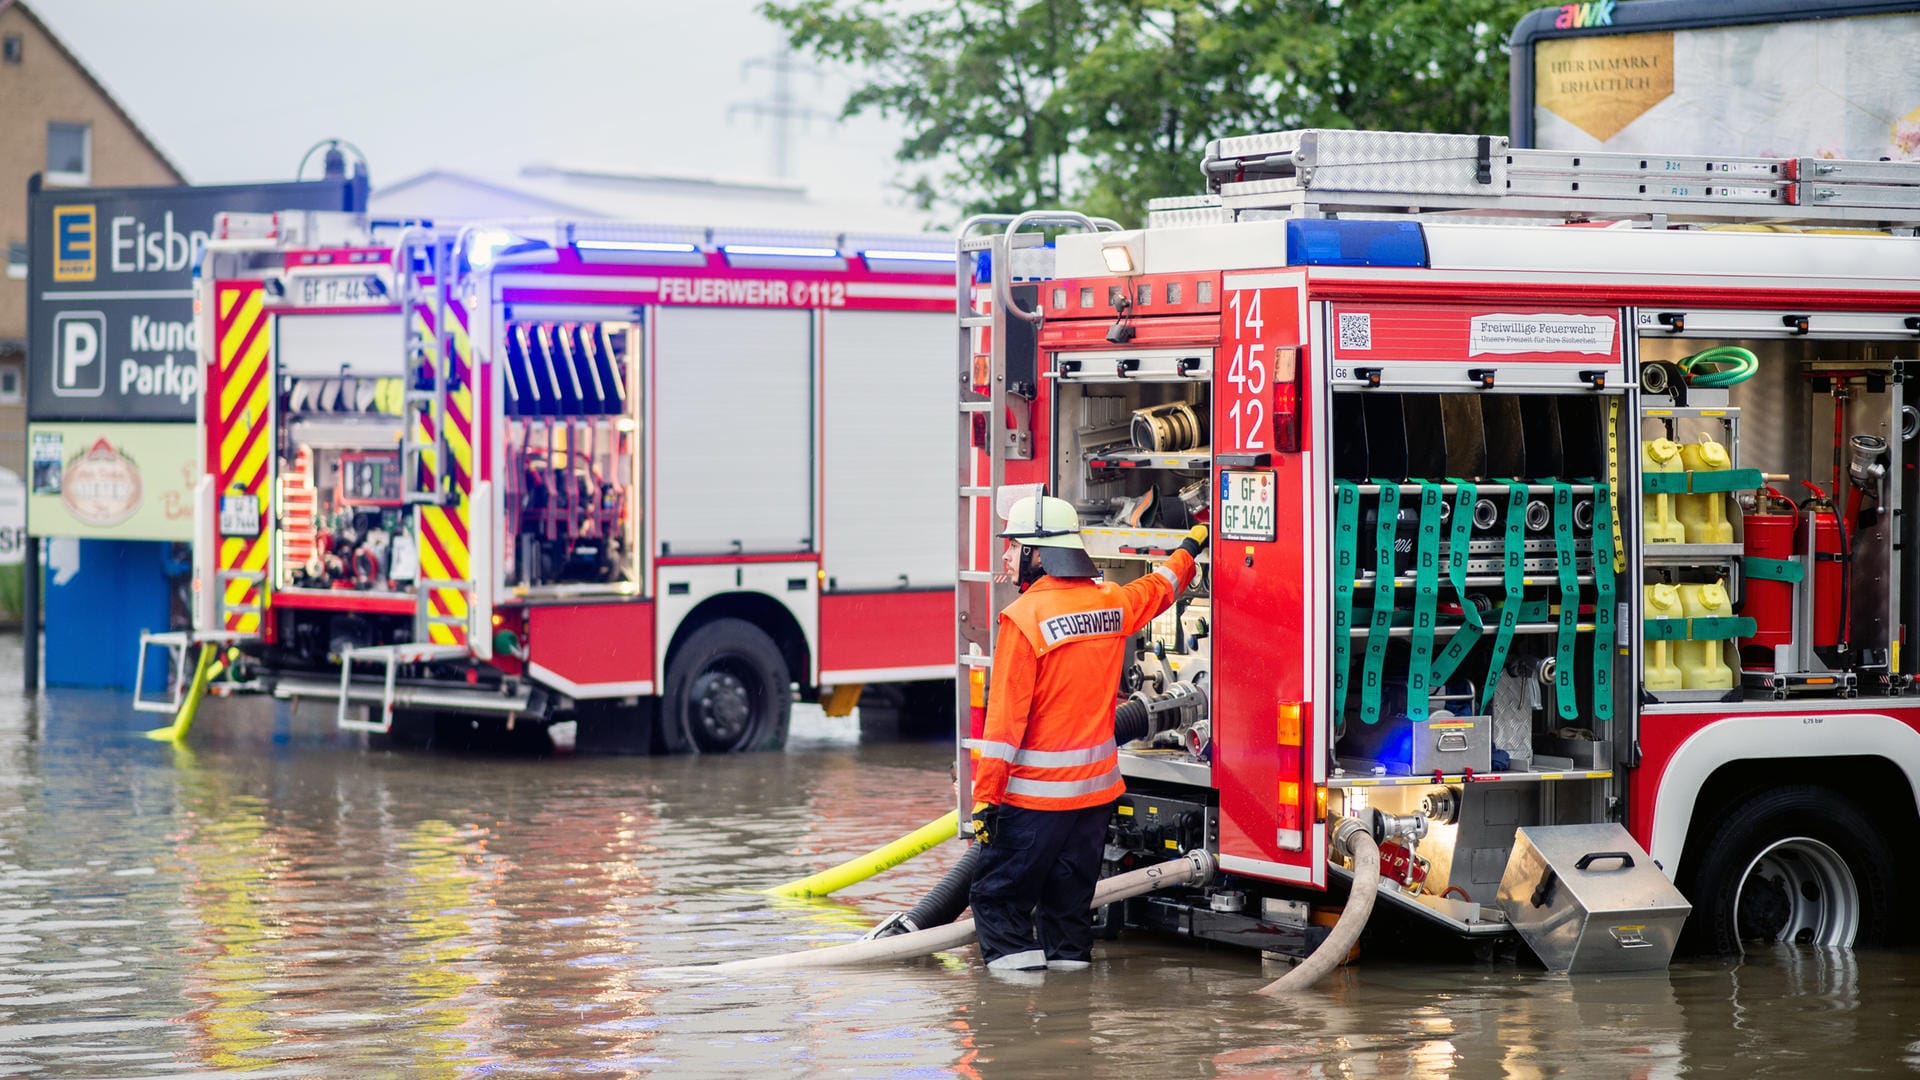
[1285, 219, 1428, 268]
[861, 249, 956, 264]
[721, 244, 842, 259]
[576, 239, 701, 255]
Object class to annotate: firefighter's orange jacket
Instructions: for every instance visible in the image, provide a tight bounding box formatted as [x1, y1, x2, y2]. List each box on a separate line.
[970, 550, 1197, 811]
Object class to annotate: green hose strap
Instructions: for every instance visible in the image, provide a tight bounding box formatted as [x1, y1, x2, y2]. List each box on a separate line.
[1332, 482, 1360, 723]
[1553, 482, 1581, 721]
[1590, 481, 1615, 724]
[1428, 479, 1483, 687]
[1361, 482, 1400, 726]
[1406, 481, 1445, 722]
[1744, 555, 1805, 583]
[1481, 481, 1529, 711]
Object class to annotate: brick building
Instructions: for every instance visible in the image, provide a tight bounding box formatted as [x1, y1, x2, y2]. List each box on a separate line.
[0, 0, 181, 475]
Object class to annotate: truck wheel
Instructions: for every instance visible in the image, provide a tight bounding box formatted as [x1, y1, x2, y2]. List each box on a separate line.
[660, 618, 791, 754]
[1682, 785, 1893, 953]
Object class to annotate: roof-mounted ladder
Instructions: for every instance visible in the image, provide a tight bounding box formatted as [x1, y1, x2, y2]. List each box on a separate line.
[1170, 129, 1920, 229]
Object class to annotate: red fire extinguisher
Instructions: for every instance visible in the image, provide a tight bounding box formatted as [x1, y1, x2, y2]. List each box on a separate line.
[1797, 481, 1847, 649]
[1741, 486, 1798, 663]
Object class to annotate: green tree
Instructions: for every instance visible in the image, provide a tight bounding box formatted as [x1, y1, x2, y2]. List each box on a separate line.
[762, 0, 1537, 224]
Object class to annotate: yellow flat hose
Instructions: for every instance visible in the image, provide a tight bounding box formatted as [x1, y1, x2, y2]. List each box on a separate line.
[767, 808, 969, 899]
[144, 644, 220, 743]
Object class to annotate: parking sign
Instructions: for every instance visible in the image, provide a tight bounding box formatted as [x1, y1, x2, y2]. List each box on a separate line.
[50, 312, 105, 397]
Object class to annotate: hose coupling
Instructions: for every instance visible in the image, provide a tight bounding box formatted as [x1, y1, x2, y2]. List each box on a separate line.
[1183, 848, 1218, 885]
[860, 912, 921, 941]
[1371, 809, 1429, 843]
[1330, 816, 1371, 860]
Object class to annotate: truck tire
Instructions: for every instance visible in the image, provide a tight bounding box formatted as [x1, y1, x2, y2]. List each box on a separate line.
[1681, 785, 1893, 954]
[660, 618, 791, 754]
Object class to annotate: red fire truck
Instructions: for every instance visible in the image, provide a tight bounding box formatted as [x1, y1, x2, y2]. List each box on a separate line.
[138, 213, 959, 750]
[957, 130, 1920, 960]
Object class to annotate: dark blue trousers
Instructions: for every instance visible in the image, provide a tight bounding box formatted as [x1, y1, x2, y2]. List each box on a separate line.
[971, 802, 1113, 966]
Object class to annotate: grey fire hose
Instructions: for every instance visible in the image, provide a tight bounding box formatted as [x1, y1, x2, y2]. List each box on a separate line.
[704, 850, 1216, 974]
[1258, 818, 1379, 994]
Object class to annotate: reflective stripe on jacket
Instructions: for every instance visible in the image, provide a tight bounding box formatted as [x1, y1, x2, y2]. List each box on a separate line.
[971, 550, 1196, 811]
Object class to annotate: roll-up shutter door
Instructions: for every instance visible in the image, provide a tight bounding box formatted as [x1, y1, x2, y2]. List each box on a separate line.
[822, 310, 954, 590]
[654, 306, 814, 555]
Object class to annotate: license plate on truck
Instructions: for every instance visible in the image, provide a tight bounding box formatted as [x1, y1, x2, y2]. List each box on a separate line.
[1219, 469, 1275, 542]
[219, 494, 260, 536]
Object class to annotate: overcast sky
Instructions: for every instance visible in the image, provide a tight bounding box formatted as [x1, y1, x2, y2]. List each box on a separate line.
[31, 0, 922, 218]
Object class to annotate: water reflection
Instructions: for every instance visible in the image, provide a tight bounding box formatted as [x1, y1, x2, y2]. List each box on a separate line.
[0, 634, 1913, 1076]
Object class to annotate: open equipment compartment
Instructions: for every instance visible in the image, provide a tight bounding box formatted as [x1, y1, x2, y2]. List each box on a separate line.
[1636, 320, 1913, 703]
[500, 317, 641, 591]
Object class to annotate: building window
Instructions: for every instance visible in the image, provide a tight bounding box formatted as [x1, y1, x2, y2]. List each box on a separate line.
[3, 35, 21, 64]
[0, 367, 21, 405]
[46, 122, 91, 184]
[4, 244, 24, 281]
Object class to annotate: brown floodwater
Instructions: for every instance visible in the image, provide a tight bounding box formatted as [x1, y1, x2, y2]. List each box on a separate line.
[2, 634, 1918, 1078]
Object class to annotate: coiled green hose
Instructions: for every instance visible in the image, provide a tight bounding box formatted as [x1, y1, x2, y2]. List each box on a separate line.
[1679, 346, 1758, 387]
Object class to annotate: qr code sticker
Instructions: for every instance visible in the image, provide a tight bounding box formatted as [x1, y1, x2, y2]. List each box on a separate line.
[1338, 311, 1372, 351]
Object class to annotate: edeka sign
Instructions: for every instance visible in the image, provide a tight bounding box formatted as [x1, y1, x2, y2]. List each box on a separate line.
[26, 422, 196, 542]
[26, 178, 361, 423]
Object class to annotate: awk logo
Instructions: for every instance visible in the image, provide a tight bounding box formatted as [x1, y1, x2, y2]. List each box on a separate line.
[1038, 607, 1124, 647]
[52, 205, 96, 282]
[1555, 0, 1615, 29]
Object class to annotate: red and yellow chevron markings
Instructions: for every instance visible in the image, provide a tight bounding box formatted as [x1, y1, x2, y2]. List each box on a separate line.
[411, 296, 473, 646]
[212, 282, 272, 635]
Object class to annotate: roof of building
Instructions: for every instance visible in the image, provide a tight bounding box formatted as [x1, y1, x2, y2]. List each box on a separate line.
[0, 0, 184, 182]
[370, 164, 939, 234]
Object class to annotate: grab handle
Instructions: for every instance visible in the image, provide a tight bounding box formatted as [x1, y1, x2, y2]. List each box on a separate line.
[1575, 851, 1635, 872]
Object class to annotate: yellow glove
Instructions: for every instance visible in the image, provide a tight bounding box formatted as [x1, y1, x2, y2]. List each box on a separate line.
[1179, 524, 1209, 556]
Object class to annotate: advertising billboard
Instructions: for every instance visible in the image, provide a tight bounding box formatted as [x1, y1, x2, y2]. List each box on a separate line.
[1512, 0, 1920, 158]
[26, 422, 195, 542]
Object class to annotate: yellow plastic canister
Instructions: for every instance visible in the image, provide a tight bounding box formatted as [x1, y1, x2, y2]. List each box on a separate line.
[1676, 434, 1734, 544]
[1642, 438, 1687, 544]
[1642, 583, 1686, 692]
[1676, 580, 1736, 689]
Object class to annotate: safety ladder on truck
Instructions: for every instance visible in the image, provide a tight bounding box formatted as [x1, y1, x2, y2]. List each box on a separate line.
[1164, 129, 1920, 229]
[333, 230, 473, 734]
[951, 212, 1118, 833]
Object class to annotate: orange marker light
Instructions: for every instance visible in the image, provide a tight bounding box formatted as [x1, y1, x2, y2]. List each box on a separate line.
[1277, 701, 1304, 745]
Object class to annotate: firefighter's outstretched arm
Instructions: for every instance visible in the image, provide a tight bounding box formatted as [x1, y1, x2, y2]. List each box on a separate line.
[1120, 525, 1209, 634]
[970, 616, 1038, 806]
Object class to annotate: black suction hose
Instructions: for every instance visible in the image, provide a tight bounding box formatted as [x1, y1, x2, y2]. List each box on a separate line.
[1112, 698, 1152, 744]
[904, 844, 980, 930]
[877, 700, 1151, 937]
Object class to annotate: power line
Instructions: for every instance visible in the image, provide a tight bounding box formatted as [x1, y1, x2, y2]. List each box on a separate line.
[729, 44, 834, 180]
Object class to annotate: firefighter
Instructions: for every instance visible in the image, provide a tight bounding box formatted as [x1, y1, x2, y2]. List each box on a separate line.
[968, 494, 1207, 972]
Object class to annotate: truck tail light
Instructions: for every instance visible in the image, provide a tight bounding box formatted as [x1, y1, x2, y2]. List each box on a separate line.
[968, 666, 988, 740]
[1273, 346, 1302, 452]
[971, 353, 991, 393]
[1276, 701, 1308, 851]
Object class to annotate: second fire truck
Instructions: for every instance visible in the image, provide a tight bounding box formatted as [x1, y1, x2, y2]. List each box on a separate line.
[141, 214, 960, 750]
[958, 130, 1920, 960]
